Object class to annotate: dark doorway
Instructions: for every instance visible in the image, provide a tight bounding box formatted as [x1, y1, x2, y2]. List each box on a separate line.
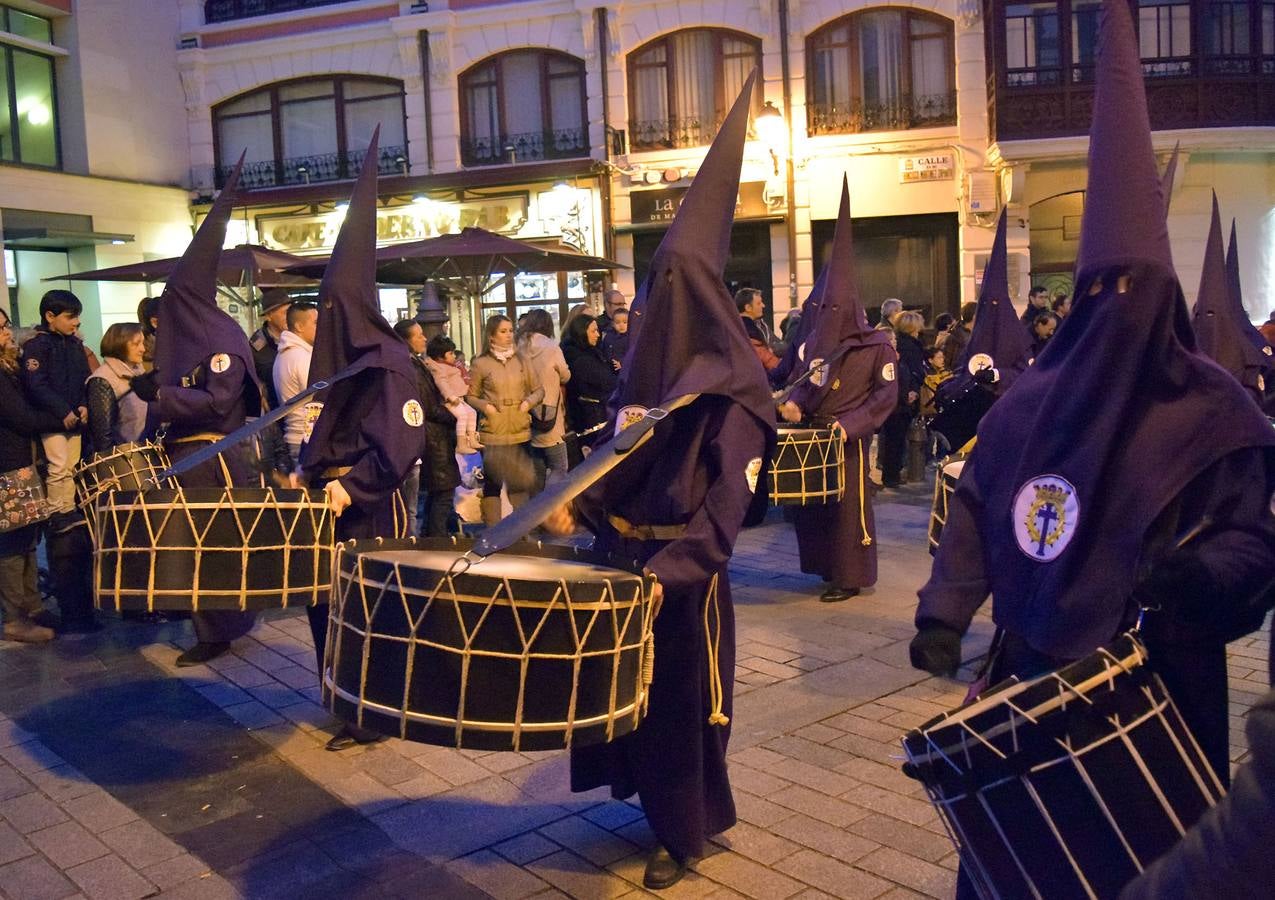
[811, 212, 958, 326]
[632, 221, 774, 321]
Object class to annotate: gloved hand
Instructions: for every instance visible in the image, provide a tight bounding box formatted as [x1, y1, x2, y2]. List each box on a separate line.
[972, 366, 998, 385]
[129, 370, 161, 402]
[909, 620, 963, 676]
[1132, 551, 1217, 625]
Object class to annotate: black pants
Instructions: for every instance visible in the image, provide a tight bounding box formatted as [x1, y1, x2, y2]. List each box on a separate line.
[420, 489, 454, 538]
[877, 410, 910, 484]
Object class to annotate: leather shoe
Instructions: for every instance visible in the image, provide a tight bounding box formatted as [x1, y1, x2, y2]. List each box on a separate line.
[3, 620, 54, 643]
[819, 586, 860, 603]
[642, 846, 687, 890]
[325, 724, 387, 752]
[175, 641, 231, 667]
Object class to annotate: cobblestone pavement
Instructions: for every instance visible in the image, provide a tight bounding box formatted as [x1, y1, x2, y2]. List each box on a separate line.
[0, 482, 1267, 899]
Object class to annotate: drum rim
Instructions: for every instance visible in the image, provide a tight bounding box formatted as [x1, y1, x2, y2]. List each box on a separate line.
[337, 535, 649, 579]
[98, 486, 331, 506]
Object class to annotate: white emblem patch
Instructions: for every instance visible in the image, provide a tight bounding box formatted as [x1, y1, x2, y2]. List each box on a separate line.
[617, 405, 648, 432]
[968, 353, 994, 376]
[1013, 475, 1080, 562]
[402, 399, 424, 427]
[745, 457, 763, 493]
[881, 362, 896, 383]
[1260, 374, 1267, 393]
[809, 358, 827, 388]
[209, 353, 232, 374]
[797, 341, 806, 362]
[1264, 346, 1272, 357]
[302, 402, 324, 441]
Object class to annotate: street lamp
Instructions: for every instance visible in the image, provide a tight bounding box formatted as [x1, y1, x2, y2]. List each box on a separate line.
[754, 101, 785, 176]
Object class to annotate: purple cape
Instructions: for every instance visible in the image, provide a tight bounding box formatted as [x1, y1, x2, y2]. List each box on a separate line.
[955, 0, 1275, 657]
[152, 155, 262, 409]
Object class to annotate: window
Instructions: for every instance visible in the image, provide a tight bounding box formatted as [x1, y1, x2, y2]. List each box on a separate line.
[808, 9, 957, 134]
[1205, 0, 1253, 70]
[1005, 2, 1062, 84]
[1139, 0, 1193, 74]
[212, 76, 407, 188]
[1265, 1, 1275, 69]
[1070, 0, 1102, 80]
[0, 6, 58, 169]
[1, 6, 51, 43]
[459, 50, 587, 167]
[627, 29, 761, 150]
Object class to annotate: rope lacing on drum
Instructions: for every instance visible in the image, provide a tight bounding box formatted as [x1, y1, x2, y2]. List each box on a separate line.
[855, 435, 872, 547]
[702, 572, 729, 727]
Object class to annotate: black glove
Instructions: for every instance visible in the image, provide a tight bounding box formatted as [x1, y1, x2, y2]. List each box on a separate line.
[1132, 551, 1217, 625]
[909, 620, 963, 676]
[971, 366, 997, 385]
[129, 370, 160, 403]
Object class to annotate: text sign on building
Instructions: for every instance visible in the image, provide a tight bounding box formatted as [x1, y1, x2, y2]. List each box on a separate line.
[630, 181, 775, 225]
[899, 154, 954, 184]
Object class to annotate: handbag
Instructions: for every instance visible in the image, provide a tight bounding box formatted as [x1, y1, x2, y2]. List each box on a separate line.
[529, 404, 558, 435]
[0, 464, 54, 533]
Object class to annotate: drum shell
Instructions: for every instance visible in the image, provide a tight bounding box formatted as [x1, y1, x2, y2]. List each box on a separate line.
[927, 457, 966, 556]
[902, 634, 1222, 899]
[93, 487, 333, 612]
[74, 443, 172, 511]
[326, 537, 654, 752]
[768, 425, 845, 506]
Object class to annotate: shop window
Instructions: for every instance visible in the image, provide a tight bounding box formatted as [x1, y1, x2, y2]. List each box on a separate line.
[627, 28, 761, 151]
[1005, 1, 1063, 84]
[1139, 0, 1193, 75]
[459, 50, 588, 167]
[807, 9, 956, 134]
[212, 75, 407, 188]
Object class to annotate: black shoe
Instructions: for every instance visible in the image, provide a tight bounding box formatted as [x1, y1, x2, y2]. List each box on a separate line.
[325, 724, 387, 752]
[175, 641, 231, 667]
[60, 617, 102, 634]
[819, 586, 860, 603]
[31, 610, 62, 631]
[642, 846, 687, 890]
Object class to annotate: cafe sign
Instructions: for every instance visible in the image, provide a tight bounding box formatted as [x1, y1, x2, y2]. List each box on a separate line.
[898, 154, 954, 184]
[629, 181, 778, 225]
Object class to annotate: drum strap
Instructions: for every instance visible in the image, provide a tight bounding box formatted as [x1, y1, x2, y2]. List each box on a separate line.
[606, 514, 686, 541]
[168, 432, 226, 445]
[702, 572, 729, 727]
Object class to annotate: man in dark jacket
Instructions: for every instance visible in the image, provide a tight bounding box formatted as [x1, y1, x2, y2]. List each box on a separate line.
[20, 290, 89, 531]
[249, 288, 292, 409]
[416, 334, 461, 537]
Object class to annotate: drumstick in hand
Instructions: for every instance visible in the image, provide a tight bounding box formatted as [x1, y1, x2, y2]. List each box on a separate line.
[325, 479, 353, 518]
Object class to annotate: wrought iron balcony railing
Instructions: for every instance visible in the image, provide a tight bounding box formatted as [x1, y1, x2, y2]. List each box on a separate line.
[215, 144, 408, 189]
[459, 128, 589, 167]
[806, 93, 957, 136]
[628, 115, 727, 151]
[204, 0, 352, 24]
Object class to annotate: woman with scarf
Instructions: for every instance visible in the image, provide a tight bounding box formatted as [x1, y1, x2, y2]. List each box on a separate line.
[86, 323, 148, 455]
[561, 314, 616, 445]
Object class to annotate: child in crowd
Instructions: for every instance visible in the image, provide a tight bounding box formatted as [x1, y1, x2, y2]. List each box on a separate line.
[425, 335, 481, 454]
[600, 307, 629, 372]
[20, 290, 90, 531]
[920, 345, 951, 418]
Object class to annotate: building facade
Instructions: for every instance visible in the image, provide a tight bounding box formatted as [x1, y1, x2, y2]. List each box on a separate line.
[0, 0, 195, 352]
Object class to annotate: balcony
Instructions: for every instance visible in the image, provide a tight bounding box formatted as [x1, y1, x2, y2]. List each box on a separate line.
[215, 144, 408, 189]
[204, 0, 353, 24]
[459, 128, 589, 167]
[807, 93, 958, 136]
[627, 115, 729, 152]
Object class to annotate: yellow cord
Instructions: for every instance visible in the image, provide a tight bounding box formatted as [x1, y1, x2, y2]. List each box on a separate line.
[702, 572, 729, 726]
[857, 438, 872, 547]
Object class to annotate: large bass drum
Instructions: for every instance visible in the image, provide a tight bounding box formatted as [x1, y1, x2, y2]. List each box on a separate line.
[74, 442, 173, 512]
[93, 487, 333, 612]
[768, 424, 845, 506]
[325, 537, 656, 752]
[927, 455, 967, 555]
[902, 633, 1221, 899]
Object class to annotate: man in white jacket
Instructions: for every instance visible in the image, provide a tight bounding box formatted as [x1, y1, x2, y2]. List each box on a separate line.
[272, 303, 318, 463]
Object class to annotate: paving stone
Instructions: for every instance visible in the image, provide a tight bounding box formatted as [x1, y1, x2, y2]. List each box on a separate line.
[394, 771, 452, 800]
[792, 723, 844, 745]
[732, 790, 794, 828]
[325, 772, 408, 816]
[64, 854, 156, 900]
[767, 758, 860, 796]
[857, 847, 957, 899]
[140, 854, 211, 891]
[769, 784, 870, 828]
[352, 746, 428, 787]
[0, 763, 35, 801]
[0, 854, 79, 900]
[221, 701, 284, 730]
[774, 849, 894, 900]
[449, 849, 550, 900]
[771, 813, 880, 865]
[580, 802, 644, 832]
[0, 741, 67, 775]
[215, 665, 275, 690]
[192, 683, 252, 709]
[526, 849, 631, 899]
[98, 819, 183, 869]
[823, 714, 906, 745]
[493, 831, 562, 865]
[0, 792, 69, 833]
[402, 746, 492, 786]
[845, 815, 954, 863]
[26, 767, 98, 803]
[694, 849, 806, 899]
[60, 793, 137, 834]
[763, 735, 857, 770]
[28, 821, 110, 869]
[537, 815, 637, 866]
[0, 820, 33, 865]
[727, 765, 790, 798]
[711, 820, 802, 866]
[840, 785, 939, 829]
[137, 872, 237, 900]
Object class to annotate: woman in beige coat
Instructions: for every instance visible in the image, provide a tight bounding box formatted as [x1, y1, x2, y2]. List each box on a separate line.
[517, 309, 571, 495]
[467, 314, 544, 524]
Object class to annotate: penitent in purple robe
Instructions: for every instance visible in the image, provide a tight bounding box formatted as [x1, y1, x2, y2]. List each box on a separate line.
[569, 71, 775, 862]
[785, 180, 897, 590]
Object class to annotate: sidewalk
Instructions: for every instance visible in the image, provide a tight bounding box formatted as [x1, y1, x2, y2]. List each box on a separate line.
[0, 484, 1265, 899]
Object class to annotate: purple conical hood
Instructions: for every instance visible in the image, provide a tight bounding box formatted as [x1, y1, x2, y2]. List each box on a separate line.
[952, 209, 1033, 393]
[153, 153, 261, 399]
[1226, 219, 1273, 360]
[307, 127, 416, 389]
[608, 70, 775, 431]
[1076, 0, 1173, 279]
[1159, 142, 1180, 217]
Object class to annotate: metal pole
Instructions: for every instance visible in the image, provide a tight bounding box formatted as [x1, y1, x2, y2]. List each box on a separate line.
[778, 0, 799, 309]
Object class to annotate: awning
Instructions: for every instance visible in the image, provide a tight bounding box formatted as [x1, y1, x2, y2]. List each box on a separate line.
[3, 228, 134, 249]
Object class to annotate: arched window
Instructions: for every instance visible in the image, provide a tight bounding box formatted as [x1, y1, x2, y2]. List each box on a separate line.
[459, 50, 588, 166]
[213, 75, 407, 188]
[627, 28, 762, 150]
[806, 10, 956, 135]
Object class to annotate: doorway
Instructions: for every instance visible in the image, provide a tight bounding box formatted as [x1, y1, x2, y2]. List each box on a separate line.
[632, 221, 774, 321]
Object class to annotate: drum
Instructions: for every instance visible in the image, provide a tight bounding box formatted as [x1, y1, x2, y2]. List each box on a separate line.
[927, 456, 966, 555]
[93, 487, 333, 612]
[325, 537, 656, 752]
[902, 633, 1222, 900]
[73, 442, 173, 511]
[768, 424, 845, 506]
